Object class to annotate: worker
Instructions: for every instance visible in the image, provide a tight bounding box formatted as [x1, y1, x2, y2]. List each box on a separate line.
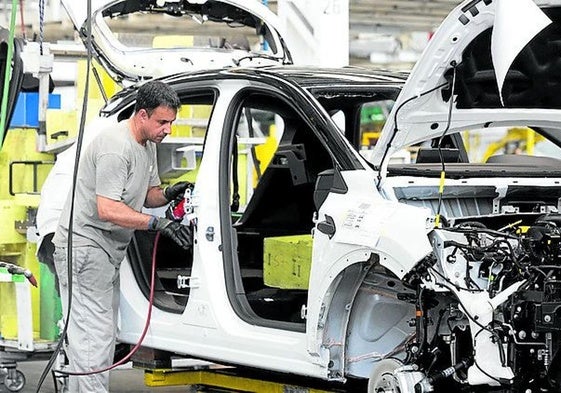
[52, 80, 191, 392]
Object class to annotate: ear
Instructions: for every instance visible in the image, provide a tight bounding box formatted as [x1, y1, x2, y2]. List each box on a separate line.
[138, 108, 149, 120]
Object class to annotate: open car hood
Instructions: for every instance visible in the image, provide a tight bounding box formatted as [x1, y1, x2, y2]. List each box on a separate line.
[372, 0, 561, 169]
[61, 0, 292, 85]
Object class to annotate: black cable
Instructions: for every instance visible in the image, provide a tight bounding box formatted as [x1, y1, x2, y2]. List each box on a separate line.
[38, 0, 44, 54]
[435, 61, 458, 227]
[91, 65, 108, 103]
[51, 370, 59, 393]
[455, 221, 488, 230]
[528, 265, 552, 279]
[416, 287, 428, 356]
[429, 266, 484, 294]
[430, 308, 448, 347]
[244, 107, 262, 181]
[486, 302, 507, 367]
[434, 268, 508, 368]
[474, 358, 503, 385]
[444, 226, 519, 240]
[465, 272, 482, 291]
[35, 0, 92, 390]
[428, 268, 501, 340]
[443, 227, 527, 280]
[376, 80, 450, 189]
[530, 265, 561, 269]
[445, 238, 516, 257]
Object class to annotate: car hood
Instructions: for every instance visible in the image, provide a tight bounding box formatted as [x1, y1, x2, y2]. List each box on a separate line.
[61, 0, 292, 84]
[372, 0, 561, 169]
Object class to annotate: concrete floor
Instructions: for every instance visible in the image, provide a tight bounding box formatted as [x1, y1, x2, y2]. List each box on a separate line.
[4, 360, 196, 393]
[3, 354, 359, 393]
[2, 358, 358, 393]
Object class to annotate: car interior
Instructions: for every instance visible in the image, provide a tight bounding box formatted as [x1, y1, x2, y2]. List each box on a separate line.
[227, 91, 333, 326]
[126, 85, 410, 324]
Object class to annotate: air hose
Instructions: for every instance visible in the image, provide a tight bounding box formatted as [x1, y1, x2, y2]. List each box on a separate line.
[36, 0, 92, 389]
[0, 260, 38, 287]
[52, 233, 160, 380]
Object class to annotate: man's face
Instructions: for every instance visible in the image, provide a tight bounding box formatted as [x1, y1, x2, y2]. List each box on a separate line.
[140, 105, 177, 144]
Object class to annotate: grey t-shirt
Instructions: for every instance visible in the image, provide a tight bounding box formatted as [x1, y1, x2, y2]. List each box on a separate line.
[53, 120, 161, 265]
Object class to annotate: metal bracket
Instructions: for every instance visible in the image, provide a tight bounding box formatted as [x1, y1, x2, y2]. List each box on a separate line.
[9, 160, 54, 195]
[177, 275, 199, 289]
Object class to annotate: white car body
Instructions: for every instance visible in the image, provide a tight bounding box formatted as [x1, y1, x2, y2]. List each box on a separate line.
[35, 1, 561, 392]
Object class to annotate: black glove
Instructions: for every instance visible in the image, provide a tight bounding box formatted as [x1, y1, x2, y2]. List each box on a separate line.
[163, 181, 192, 202]
[149, 216, 192, 250]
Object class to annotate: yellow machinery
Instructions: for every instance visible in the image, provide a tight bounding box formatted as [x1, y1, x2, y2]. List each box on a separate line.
[0, 55, 120, 391]
[481, 127, 544, 162]
[144, 368, 347, 393]
[140, 359, 353, 393]
[0, 126, 58, 392]
[463, 127, 546, 163]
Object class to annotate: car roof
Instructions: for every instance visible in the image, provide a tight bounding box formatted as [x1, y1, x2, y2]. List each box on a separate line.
[100, 65, 408, 117]
[249, 66, 409, 87]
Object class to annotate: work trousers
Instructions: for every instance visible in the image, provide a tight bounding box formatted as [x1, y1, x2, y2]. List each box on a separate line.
[54, 245, 120, 393]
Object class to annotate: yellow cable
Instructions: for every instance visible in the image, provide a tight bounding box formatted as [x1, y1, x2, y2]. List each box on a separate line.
[435, 170, 446, 228]
[438, 170, 446, 194]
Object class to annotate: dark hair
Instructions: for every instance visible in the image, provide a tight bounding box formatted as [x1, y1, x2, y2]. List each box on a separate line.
[134, 80, 181, 115]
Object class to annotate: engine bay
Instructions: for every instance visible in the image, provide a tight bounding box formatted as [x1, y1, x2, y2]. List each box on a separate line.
[386, 209, 561, 392]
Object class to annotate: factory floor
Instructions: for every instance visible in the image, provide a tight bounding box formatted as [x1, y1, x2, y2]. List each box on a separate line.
[8, 360, 197, 393]
[6, 356, 360, 393]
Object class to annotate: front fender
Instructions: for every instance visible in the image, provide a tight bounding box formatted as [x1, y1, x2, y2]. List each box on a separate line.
[327, 200, 433, 279]
[304, 171, 433, 376]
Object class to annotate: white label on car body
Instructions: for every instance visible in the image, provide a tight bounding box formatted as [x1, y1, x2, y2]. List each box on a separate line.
[335, 202, 394, 247]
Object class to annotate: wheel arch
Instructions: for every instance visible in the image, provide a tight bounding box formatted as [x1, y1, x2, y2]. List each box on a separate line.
[312, 253, 376, 381]
[310, 250, 417, 382]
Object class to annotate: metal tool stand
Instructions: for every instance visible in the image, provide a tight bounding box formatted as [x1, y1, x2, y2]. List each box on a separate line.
[0, 265, 56, 392]
[0, 357, 26, 392]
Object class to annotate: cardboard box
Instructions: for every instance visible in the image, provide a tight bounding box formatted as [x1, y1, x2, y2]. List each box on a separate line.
[263, 234, 312, 289]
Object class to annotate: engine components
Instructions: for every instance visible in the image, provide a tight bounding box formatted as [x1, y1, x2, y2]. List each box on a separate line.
[389, 214, 561, 392]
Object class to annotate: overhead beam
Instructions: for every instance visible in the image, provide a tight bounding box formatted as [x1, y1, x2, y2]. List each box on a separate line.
[350, 0, 458, 32]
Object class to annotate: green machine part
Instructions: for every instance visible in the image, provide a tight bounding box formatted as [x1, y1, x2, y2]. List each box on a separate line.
[40, 261, 61, 341]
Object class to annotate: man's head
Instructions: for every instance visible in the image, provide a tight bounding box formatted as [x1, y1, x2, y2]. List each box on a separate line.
[132, 81, 181, 144]
[135, 80, 181, 115]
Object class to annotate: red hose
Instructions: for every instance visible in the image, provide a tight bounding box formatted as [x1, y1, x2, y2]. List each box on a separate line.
[56, 232, 159, 376]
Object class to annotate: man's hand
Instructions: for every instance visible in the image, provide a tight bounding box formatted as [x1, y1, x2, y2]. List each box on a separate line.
[163, 181, 192, 202]
[149, 216, 192, 249]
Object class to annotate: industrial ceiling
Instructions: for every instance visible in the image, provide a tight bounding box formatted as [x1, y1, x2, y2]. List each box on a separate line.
[350, 0, 460, 33]
[0, 0, 462, 67]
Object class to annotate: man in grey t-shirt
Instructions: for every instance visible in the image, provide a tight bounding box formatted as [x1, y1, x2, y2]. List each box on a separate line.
[53, 80, 191, 392]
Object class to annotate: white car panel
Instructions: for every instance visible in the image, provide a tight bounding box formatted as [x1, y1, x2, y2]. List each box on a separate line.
[61, 0, 291, 83]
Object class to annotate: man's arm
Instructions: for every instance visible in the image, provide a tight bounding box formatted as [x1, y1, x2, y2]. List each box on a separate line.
[144, 186, 168, 208]
[97, 195, 153, 229]
[144, 182, 192, 208]
[98, 194, 193, 249]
